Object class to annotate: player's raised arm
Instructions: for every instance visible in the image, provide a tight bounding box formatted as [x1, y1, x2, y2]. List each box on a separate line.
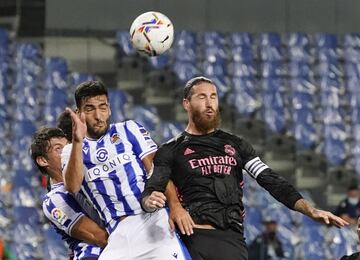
[63, 108, 87, 193]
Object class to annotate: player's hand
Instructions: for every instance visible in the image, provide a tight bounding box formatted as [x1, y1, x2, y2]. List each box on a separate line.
[169, 203, 195, 236]
[66, 107, 87, 143]
[143, 191, 167, 211]
[310, 208, 349, 228]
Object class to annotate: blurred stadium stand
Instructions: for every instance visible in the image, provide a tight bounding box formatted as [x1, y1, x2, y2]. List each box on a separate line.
[1, 24, 360, 259]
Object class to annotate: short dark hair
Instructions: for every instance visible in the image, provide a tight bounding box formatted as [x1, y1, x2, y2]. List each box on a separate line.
[57, 111, 72, 142]
[183, 76, 214, 100]
[75, 80, 108, 108]
[30, 127, 66, 175]
[348, 184, 359, 191]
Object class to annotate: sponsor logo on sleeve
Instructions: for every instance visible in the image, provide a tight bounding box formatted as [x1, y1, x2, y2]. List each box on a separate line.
[51, 208, 68, 225]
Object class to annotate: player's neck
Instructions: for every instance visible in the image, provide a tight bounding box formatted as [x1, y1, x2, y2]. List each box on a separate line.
[49, 171, 63, 184]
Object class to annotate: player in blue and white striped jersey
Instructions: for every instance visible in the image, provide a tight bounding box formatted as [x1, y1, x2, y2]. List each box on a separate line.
[31, 127, 108, 260]
[62, 81, 190, 260]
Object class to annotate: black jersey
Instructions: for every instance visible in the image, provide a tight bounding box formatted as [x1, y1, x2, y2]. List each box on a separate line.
[143, 129, 302, 232]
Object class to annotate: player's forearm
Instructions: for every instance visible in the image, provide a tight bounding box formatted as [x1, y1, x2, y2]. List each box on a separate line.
[164, 181, 181, 209]
[64, 141, 84, 193]
[71, 217, 108, 248]
[294, 198, 317, 217]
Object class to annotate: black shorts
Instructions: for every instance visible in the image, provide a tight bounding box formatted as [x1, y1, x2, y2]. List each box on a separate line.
[180, 228, 248, 260]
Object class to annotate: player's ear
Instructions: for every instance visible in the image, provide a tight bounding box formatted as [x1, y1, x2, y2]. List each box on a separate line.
[183, 98, 190, 112]
[36, 156, 49, 167]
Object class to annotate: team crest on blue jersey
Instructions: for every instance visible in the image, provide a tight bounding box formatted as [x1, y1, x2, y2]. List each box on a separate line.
[111, 133, 121, 144]
[96, 148, 109, 163]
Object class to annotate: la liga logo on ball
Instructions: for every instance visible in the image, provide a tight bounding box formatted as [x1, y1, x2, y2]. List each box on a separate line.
[130, 11, 174, 56]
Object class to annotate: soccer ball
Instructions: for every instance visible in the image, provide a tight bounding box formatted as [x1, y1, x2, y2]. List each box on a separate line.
[130, 11, 174, 56]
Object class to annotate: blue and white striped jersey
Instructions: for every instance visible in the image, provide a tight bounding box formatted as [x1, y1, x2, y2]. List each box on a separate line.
[61, 120, 157, 233]
[43, 182, 102, 260]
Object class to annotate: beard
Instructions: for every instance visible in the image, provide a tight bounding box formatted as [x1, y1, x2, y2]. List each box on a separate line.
[87, 117, 110, 139]
[191, 108, 221, 134]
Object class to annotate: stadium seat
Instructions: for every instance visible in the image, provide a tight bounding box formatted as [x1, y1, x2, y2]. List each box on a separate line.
[315, 61, 343, 78]
[108, 88, 133, 122]
[204, 45, 227, 62]
[174, 31, 197, 48]
[344, 47, 360, 62]
[228, 32, 253, 47]
[133, 105, 161, 133]
[172, 61, 201, 82]
[323, 123, 347, 165]
[229, 45, 254, 62]
[344, 33, 360, 48]
[69, 72, 98, 87]
[148, 54, 170, 69]
[202, 60, 226, 77]
[42, 224, 68, 260]
[261, 61, 287, 78]
[293, 108, 317, 148]
[227, 60, 257, 78]
[287, 32, 310, 47]
[229, 77, 259, 115]
[298, 217, 326, 259]
[202, 32, 225, 46]
[314, 33, 337, 49]
[289, 61, 312, 78]
[158, 121, 183, 143]
[258, 32, 284, 61]
[116, 31, 136, 56]
[243, 206, 262, 243]
[344, 61, 360, 78]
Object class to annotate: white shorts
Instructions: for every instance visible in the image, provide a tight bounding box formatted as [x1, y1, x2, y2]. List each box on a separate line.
[99, 208, 191, 260]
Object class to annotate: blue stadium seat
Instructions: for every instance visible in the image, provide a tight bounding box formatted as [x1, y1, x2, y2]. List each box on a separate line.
[229, 32, 253, 47]
[159, 121, 183, 143]
[261, 61, 287, 78]
[289, 61, 312, 78]
[202, 32, 225, 46]
[148, 54, 170, 69]
[228, 61, 257, 78]
[202, 60, 226, 77]
[172, 61, 200, 82]
[298, 218, 326, 260]
[327, 227, 360, 260]
[344, 47, 360, 62]
[116, 31, 136, 55]
[69, 72, 97, 87]
[346, 77, 360, 93]
[261, 78, 287, 133]
[204, 45, 227, 62]
[293, 108, 317, 148]
[315, 61, 343, 78]
[109, 88, 132, 122]
[229, 45, 253, 62]
[43, 224, 68, 260]
[287, 32, 310, 47]
[259, 32, 282, 46]
[133, 105, 160, 133]
[323, 123, 347, 165]
[173, 45, 197, 62]
[345, 62, 360, 78]
[344, 33, 360, 48]
[174, 31, 197, 48]
[229, 77, 259, 115]
[243, 206, 262, 243]
[258, 33, 284, 61]
[314, 33, 337, 49]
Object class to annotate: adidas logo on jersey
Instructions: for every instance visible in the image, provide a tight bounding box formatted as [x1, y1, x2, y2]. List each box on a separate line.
[184, 147, 195, 155]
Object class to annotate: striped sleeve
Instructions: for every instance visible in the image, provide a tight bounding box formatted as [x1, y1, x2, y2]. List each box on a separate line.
[43, 192, 84, 235]
[123, 120, 158, 159]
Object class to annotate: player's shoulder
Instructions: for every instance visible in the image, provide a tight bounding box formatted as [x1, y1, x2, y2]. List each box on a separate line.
[217, 129, 243, 142]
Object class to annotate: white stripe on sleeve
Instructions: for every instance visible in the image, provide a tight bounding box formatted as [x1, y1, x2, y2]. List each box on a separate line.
[244, 157, 269, 178]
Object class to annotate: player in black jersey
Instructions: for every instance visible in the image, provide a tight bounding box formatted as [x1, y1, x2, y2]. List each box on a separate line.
[141, 76, 348, 260]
